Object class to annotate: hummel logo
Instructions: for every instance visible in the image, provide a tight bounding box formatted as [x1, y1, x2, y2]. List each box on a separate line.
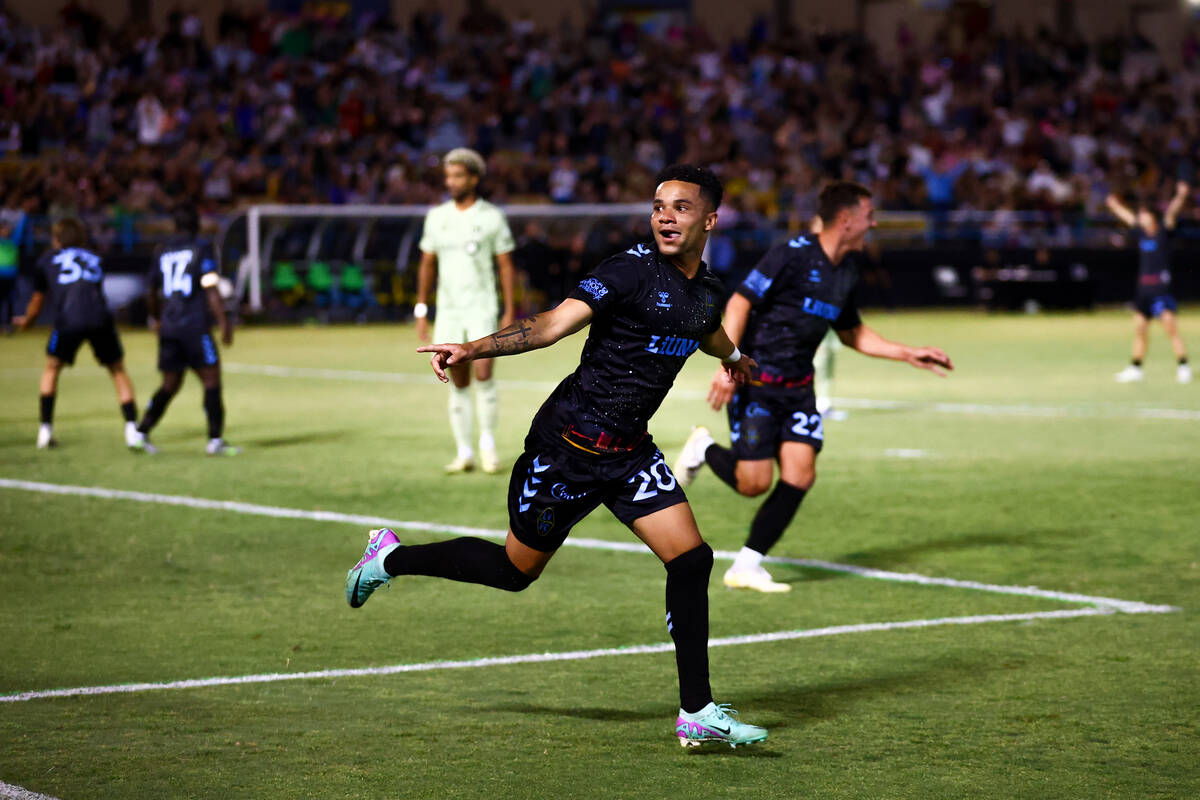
[626, 243, 652, 257]
[532, 456, 550, 473]
[788, 235, 811, 248]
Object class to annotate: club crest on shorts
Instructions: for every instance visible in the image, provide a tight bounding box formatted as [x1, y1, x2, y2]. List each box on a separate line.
[537, 508, 556, 536]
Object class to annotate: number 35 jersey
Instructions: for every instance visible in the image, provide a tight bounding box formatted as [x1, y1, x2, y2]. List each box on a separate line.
[151, 238, 219, 336]
[34, 247, 112, 331]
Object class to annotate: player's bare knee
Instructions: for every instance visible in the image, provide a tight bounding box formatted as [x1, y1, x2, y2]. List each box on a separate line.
[737, 476, 772, 497]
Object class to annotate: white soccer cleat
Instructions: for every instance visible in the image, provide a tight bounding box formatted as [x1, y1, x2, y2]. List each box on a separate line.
[444, 456, 474, 474]
[36, 424, 57, 450]
[1114, 365, 1144, 383]
[206, 438, 242, 456]
[1178, 364, 1193, 384]
[125, 422, 145, 449]
[673, 426, 713, 488]
[480, 449, 501, 474]
[723, 565, 792, 593]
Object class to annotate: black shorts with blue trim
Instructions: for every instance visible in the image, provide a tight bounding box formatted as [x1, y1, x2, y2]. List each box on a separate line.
[1134, 293, 1178, 319]
[506, 434, 688, 553]
[727, 382, 825, 461]
[158, 330, 220, 372]
[46, 324, 124, 366]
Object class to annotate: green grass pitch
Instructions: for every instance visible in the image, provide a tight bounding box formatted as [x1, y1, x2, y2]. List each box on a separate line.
[1, 309, 1198, 799]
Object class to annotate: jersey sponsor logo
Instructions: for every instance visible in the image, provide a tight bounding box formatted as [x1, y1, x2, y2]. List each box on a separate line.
[54, 249, 102, 285]
[655, 291, 672, 308]
[788, 235, 811, 248]
[625, 243, 652, 258]
[802, 296, 842, 321]
[645, 334, 699, 357]
[741, 268, 774, 298]
[578, 277, 609, 301]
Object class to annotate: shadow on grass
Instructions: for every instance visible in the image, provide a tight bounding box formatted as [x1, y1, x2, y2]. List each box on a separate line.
[819, 529, 1079, 574]
[239, 429, 353, 449]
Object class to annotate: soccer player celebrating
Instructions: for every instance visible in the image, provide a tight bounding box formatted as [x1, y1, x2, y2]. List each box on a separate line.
[674, 182, 953, 593]
[347, 165, 769, 748]
[1107, 183, 1192, 384]
[415, 148, 517, 474]
[135, 208, 239, 455]
[15, 218, 145, 450]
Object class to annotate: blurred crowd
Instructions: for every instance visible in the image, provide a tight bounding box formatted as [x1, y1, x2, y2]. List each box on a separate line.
[3, 0, 1200, 235]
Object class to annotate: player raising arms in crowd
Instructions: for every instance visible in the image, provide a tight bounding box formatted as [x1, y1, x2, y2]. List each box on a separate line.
[346, 164, 770, 748]
[15, 218, 145, 451]
[135, 208, 239, 455]
[1107, 183, 1192, 384]
[674, 182, 953, 592]
[415, 148, 517, 474]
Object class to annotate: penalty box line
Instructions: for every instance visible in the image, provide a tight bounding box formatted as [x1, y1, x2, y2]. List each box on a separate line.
[0, 478, 1177, 615]
[1, 608, 1110, 705]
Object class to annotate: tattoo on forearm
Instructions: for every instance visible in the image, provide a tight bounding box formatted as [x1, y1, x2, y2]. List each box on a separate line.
[487, 315, 540, 356]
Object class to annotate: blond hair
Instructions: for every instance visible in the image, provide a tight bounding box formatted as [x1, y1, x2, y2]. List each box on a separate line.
[444, 148, 486, 177]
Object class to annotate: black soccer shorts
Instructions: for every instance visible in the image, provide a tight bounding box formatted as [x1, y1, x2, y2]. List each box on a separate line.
[1134, 293, 1178, 319]
[46, 325, 124, 366]
[506, 439, 688, 552]
[158, 331, 220, 372]
[727, 383, 825, 461]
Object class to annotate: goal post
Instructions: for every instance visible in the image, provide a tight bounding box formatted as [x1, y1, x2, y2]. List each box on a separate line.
[225, 203, 650, 312]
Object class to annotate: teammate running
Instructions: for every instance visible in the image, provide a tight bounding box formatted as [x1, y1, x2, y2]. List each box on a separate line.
[674, 181, 953, 592]
[135, 208, 239, 455]
[15, 218, 145, 450]
[1107, 183, 1192, 384]
[346, 164, 769, 748]
[415, 148, 517, 473]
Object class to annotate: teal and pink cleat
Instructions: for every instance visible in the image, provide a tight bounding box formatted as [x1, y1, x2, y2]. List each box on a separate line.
[676, 702, 768, 748]
[345, 528, 400, 608]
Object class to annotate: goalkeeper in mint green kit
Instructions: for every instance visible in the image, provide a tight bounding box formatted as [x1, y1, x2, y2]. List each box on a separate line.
[415, 148, 517, 474]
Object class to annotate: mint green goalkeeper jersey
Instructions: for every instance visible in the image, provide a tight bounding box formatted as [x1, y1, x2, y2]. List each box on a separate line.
[419, 199, 515, 314]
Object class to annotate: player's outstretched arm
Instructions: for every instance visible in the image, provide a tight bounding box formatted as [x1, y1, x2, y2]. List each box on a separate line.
[1105, 193, 1137, 228]
[837, 323, 953, 376]
[1164, 181, 1190, 230]
[418, 298, 593, 382]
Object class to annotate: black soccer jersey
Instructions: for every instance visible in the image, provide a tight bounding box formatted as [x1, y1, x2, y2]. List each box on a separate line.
[736, 235, 862, 380]
[529, 242, 724, 445]
[153, 238, 218, 335]
[33, 247, 112, 331]
[1136, 228, 1172, 294]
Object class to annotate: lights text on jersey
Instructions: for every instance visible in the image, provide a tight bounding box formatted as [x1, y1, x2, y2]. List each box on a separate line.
[802, 296, 842, 321]
[645, 334, 699, 357]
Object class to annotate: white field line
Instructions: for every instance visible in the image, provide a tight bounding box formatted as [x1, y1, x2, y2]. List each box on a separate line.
[0, 780, 61, 800]
[0, 608, 1109, 705]
[0, 479, 1178, 616]
[223, 362, 1200, 421]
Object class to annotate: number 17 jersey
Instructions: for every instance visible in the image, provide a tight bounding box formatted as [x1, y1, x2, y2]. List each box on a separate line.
[152, 238, 219, 335]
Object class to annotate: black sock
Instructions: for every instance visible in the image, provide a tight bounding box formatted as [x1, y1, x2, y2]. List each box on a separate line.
[383, 537, 535, 592]
[1180, 356, 1189, 366]
[746, 481, 808, 556]
[665, 543, 714, 714]
[39, 393, 55, 425]
[138, 389, 175, 434]
[203, 386, 224, 439]
[1132, 359, 1143, 367]
[120, 401, 137, 423]
[704, 443, 739, 490]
